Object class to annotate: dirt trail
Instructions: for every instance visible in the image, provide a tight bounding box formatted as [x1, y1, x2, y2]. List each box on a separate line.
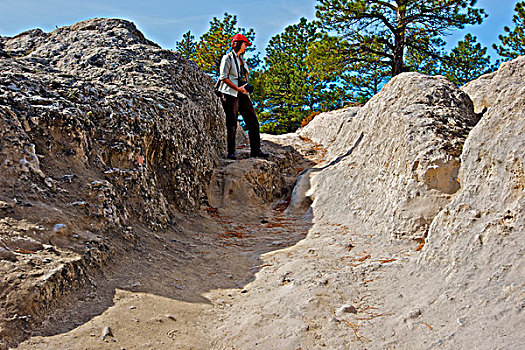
[17, 204, 311, 350]
[16, 138, 318, 350]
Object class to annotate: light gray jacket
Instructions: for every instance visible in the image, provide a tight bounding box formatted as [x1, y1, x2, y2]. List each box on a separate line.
[218, 51, 250, 97]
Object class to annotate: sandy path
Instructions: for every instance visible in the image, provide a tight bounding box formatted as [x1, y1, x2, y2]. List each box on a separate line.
[16, 201, 311, 350]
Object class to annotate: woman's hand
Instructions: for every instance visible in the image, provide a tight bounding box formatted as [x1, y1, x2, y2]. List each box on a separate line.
[222, 78, 248, 95]
[238, 84, 248, 94]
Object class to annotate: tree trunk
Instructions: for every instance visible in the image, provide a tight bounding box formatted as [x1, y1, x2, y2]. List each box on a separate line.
[392, 39, 404, 76]
[392, 2, 406, 76]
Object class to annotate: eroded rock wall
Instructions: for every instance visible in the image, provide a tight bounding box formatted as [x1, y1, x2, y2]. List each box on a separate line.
[298, 107, 359, 152]
[0, 18, 225, 347]
[462, 56, 525, 114]
[302, 73, 478, 241]
[212, 72, 484, 349]
[404, 56, 525, 348]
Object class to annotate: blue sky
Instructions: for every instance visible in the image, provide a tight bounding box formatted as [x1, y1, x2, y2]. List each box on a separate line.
[0, 0, 519, 61]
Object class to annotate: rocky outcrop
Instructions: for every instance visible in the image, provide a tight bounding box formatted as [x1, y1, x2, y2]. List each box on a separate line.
[0, 18, 225, 347]
[424, 56, 525, 265]
[298, 73, 478, 241]
[212, 72, 482, 348]
[462, 56, 525, 114]
[336, 55, 525, 350]
[211, 59, 524, 349]
[1, 18, 225, 215]
[207, 132, 320, 217]
[405, 56, 525, 348]
[298, 107, 359, 154]
[208, 157, 292, 215]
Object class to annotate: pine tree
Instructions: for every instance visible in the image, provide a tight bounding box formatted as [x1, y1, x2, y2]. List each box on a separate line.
[254, 18, 339, 133]
[443, 34, 497, 86]
[175, 31, 197, 60]
[493, 1, 525, 60]
[404, 37, 445, 75]
[343, 60, 390, 103]
[315, 0, 486, 76]
[307, 35, 381, 104]
[175, 13, 258, 78]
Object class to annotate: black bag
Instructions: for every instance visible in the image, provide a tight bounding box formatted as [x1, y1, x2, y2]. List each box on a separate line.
[244, 84, 254, 93]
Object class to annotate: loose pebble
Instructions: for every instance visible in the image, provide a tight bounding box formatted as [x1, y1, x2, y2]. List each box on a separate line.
[335, 304, 357, 318]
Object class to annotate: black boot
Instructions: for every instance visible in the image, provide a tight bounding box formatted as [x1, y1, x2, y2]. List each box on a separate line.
[250, 151, 269, 158]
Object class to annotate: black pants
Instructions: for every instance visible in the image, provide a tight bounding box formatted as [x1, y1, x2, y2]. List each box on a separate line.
[221, 93, 261, 155]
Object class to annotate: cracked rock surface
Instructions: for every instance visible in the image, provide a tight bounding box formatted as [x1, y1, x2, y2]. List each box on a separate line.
[0, 18, 226, 347]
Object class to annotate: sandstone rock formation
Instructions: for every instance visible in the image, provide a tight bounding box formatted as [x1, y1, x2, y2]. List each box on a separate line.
[350, 55, 525, 349]
[0, 18, 226, 347]
[406, 56, 525, 348]
[210, 60, 524, 349]
[461, 56, 525, 114]
[300, 73, 478, 241]
[1, 17, 523, 350]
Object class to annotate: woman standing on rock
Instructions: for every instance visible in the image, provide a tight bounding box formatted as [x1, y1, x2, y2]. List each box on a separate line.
[217, 34, 269, 160]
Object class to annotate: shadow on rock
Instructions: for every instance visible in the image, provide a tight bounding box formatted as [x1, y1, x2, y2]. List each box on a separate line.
[26, 135, 319, 341]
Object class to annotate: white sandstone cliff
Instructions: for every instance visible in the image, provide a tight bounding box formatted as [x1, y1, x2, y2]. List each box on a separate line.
[210, 59, 524, 349]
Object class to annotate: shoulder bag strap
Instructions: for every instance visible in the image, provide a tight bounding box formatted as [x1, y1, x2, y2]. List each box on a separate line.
[231, 52, 240, 77]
